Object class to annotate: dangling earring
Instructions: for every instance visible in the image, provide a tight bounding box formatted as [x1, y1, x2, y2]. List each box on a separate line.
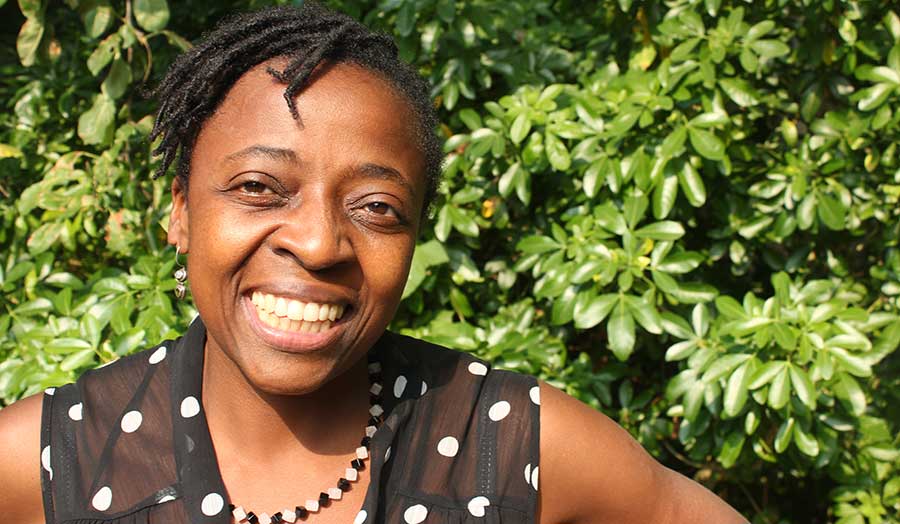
[174, 244, 188, 300]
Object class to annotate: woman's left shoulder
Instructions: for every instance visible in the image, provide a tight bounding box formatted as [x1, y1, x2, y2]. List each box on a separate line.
[537, 381, 748, 524]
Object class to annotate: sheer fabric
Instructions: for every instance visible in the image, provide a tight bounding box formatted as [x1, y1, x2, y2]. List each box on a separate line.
[40, 317, 540, 524]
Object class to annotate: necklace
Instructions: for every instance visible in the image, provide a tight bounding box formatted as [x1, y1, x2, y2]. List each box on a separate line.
[229, 359, 384, 524]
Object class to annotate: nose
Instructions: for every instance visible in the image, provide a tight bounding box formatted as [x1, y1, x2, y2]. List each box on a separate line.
[269, 194, 354, 272]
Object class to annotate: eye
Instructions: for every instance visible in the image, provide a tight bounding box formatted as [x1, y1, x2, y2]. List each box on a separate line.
[240, 180, 271, 194]
[364, 201, 395, 216]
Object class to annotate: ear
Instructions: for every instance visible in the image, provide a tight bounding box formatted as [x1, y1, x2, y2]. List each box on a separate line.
[167, 177, 189, 252]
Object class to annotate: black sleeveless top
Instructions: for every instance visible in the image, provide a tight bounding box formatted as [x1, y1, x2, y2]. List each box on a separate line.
[40, 317, 541, 524]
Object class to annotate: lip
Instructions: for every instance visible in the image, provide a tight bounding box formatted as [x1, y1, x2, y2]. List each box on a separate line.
[242, 294, 350, 353]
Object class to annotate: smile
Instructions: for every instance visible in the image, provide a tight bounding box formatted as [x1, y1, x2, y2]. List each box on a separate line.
[251, 291, 346, 334]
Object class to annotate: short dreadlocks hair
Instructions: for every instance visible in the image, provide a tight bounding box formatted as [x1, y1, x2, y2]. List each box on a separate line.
[149, 2, 442, 210]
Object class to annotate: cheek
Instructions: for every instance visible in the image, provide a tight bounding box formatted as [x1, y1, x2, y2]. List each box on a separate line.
[357, 234, 416, 301]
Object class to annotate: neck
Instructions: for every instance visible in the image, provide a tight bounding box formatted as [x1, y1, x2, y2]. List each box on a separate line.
[201, 342, 370, 464]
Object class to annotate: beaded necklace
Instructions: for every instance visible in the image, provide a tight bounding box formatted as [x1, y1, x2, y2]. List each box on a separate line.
[228, 359, 384, 524]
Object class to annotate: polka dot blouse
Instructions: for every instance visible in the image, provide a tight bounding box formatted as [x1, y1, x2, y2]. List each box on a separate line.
[40, 317, 541, 523]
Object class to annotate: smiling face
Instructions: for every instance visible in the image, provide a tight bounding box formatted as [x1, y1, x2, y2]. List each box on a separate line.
[167, 60, 426, 395]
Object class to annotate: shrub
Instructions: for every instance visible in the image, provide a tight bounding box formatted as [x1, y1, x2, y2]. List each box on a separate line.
[1, 1, 898, 522]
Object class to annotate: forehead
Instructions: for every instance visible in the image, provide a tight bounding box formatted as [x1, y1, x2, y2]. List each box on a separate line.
[192, 58, 424, 183]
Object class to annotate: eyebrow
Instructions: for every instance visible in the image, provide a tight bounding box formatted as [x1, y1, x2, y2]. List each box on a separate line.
[355, 163, 415, 195]
[224, 145, 298, 163]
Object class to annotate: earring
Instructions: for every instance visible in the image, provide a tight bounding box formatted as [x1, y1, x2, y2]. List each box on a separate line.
[174, 244, 188, 300]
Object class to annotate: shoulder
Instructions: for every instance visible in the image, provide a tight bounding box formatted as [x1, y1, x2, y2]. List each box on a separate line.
[537, 381, 747, 524]
[382, 330, 538, 398]
[0, 392, 46, 524]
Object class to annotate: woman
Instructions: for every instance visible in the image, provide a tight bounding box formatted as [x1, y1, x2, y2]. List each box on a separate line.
[0, 4, 746, 523]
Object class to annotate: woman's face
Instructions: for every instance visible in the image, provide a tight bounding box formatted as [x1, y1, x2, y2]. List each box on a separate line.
[167, 60, 426, 394]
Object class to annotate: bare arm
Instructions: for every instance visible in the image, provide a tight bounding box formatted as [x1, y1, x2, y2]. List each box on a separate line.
[538, 381, 747, 524]
[0, 394, 46, 524]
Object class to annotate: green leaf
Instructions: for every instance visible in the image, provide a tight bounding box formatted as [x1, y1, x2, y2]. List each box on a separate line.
[447, 205, 479, 237]
[402, 240, 449, 299]
[516, 235, 560, 255]
[745, 20, 775, 41]
[749, 39, 790, 59]
[574, 292, 617, 329]
[510, 113, 531, 145]
[724, 360, 753, 416]
[660, 126, 686, 157]
[834, 372, 866, 416]
[789, 364, 816, 409]
[748, 360, 785, 389]
[83, 1, 114, 39]
[545, 132, 571, 171]
[44, 337, 91, 355]
[719, 78, 760, 107]
[689, 112, 729, 128]
[133, 0, 170, 31]
[608, 301, 636, 360]
[715, 295, 746, 318]
[717, 432, 746, 468]
[688, 127, 725, 160]
[703, 354, 751, 383]
[458, 108, 482, 131]
[571, 259, 606, 284]
[828, 347, 872, 377]
[665, 340, 698, 361]
[793, 424, 820, 457]
[60, 349, 98, 372]
[78, 94, 117, 146]
[857, 83, 895, 112]
[657, 252, 703, 274]
[816, 192, 846, 230]
[625, 295, 663, 334]
[16, 16, 44, 67]
[652, 174, 678, 219]
[101, 58, 132, 100]
[634, 221, 685, 241]
[774, 417, 795, 453]
[87, 33, 120, 76]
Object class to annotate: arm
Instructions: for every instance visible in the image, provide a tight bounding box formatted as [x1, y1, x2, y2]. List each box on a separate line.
[537, 381, 747, 524]
[0, 393, 46, 524]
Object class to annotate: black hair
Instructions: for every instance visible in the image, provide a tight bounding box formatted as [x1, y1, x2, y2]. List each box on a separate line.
[149, 2, 442, 211]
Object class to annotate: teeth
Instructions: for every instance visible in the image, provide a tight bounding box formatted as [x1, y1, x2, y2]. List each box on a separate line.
[275, 297, 288, 317]
[303, 303, 318, 322]
[251, 292, 346, 333]
[287, 300, 304, 320]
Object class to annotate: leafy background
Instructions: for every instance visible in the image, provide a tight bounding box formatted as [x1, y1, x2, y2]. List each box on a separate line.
[2, 0, 899, 522]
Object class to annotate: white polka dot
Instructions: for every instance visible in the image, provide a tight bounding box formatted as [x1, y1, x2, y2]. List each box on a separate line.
[92, 486, 112, 511]
[529, 385, 540, 405]
[468, 362, 488, 376]
[394, 375, 407, 398]
[403, 504, 428, 524]
[354, 510, 368, 524]
[467, 496, 490, 517]
[41, 445, 51, 473]
[121, 410, 143, 433]
[524, 463, 532, 483]
[420, 381, 428, 395]
[68, 402, 83, 421]
[437, 436, 459, 457]
[158, 495, 175, 504]
[385, 446, 392, 462]
[180, 396, 200, 418]
[201, 492, 224, 516]
[488, 401, 511, 421]
[531, 465, 539, 490]
[45, 387, 55, 396]
[148, 346, 167, 364]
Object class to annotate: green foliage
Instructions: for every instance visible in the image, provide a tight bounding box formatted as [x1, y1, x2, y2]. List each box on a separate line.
[2, 1, 899, 523]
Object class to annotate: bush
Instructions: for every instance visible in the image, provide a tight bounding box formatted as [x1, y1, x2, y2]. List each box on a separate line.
[1, 1, 898, 522]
